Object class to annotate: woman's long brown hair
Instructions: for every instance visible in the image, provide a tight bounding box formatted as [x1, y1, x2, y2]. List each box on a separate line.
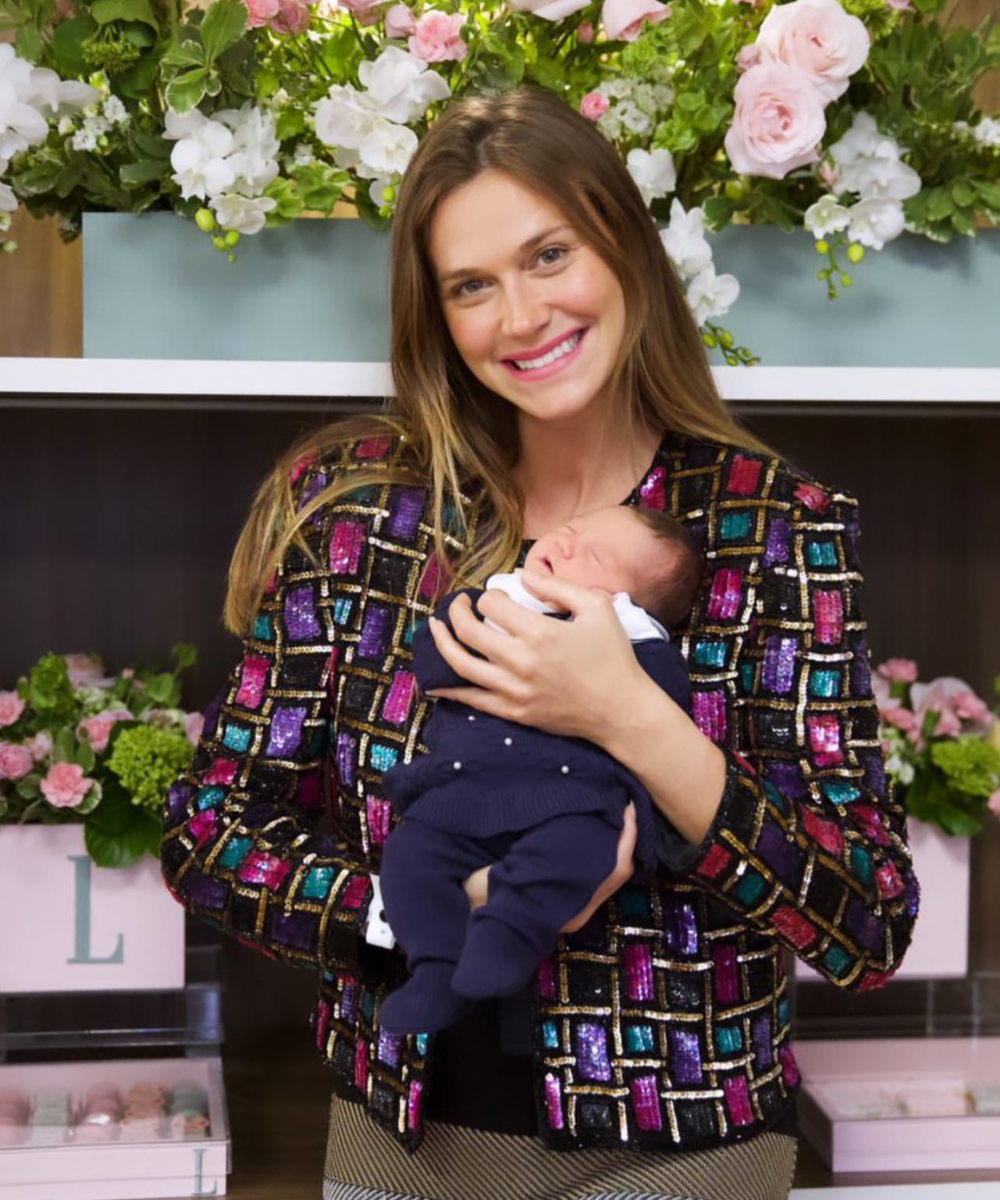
[223, 82, 781, 637]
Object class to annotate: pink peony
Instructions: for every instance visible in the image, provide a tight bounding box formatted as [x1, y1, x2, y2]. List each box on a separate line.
[76, 707, 133, 755]
[577, 20, 594, 41]
[581, 90, 609, 121]
[736, 43, 763, 73]
[877, 657, 918, 683]
[271, 0, 312, 34]
[0, 689, 25, 728]
[989, 788, 1000, 819]
[40, 761, 93, 809]
[25, 731, 53, 762]
[602, 0, 671, 42]
[408, 11, 467, 61]
[0, 742, 34, 781]
[384, 3, 416, 37]
[724, 61, 827, 180]
[186, 711, 206, 747]
[64, 653, 105, 687]
[756, 0, 870, 105]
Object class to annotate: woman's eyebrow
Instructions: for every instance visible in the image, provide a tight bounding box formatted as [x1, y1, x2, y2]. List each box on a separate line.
[438, 224, 573, 284]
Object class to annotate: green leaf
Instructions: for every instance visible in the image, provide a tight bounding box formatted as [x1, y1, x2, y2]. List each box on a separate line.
[76, 778, 103, 816]
[162, 39, 205, 69]
[276, 109, 306, 142]
[51, 15, 99, 76]
[15, 776, 42, 800]
[120, 160, 169, 187]
[14, 23, 45, 63]
[201, 0, 248, 63]
[75, 741, 96, 773]
[973, 179, 1000, 209]
[926, 188, 955, 221]
[84, 780, 147, 869]
[137, 809, 163, 860]
[116, 51, 161, 99]
[91, 0, 160, 31]
[54, 727, 77, 764]
[145, 672, 179, 705]
[166, 67, 209, 114]
[172, 643, 198, 670]
[132, 129, 173, 160]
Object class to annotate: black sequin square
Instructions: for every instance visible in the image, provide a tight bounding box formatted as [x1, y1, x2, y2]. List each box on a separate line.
[761, 575, 800, 618]
[578, 1098, 614, 1131]
[370, 554, 412, 598]
[568, 963, 610, 1003]
[342, 676, 379, 721]
[675, 1099, 718, 1141]
[666, 973, 704, 1012]
[752, 708, 796, 750]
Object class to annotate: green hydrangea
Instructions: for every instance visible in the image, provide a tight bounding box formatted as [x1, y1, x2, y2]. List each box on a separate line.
[930, 736, 1000, 798]
[106, 725, 194, 813]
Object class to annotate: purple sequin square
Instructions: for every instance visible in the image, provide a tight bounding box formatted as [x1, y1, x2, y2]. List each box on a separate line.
[377, 1028, 402, 1068]
[388, 486, 425, 540]
[757, 822, 805, 884]
[763, 516, 791, 566]
[166, 782, 193, 823]
[284, 584, 321, 642]
[271, 910, 314, 951]
[575, 1022, 612, 1081]
[762, 636, 796, 694]
[692, 690, 726, 742]
[185, 870, 229, 911]
[265, 706, 306, 758]
[712, 944, 740, 1005]
[764, 760, 807, 801]
[752, 1014, 773, 1069]
[669, 1028, 702, 1084]
[340, 978, 357, 1023]
[663, 897, 699, 957]
[337, 731, 357, 788]
[358, 605, 391, 660]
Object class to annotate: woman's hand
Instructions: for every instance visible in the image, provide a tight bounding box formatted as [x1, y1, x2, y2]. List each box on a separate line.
[463, 804, 638, 933]
[425, 569, 654, 746]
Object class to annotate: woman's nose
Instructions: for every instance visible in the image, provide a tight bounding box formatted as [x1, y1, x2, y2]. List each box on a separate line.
[501, 280, 548, 340]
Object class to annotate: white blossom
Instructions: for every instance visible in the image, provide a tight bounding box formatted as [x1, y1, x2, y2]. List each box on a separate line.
[292, 142, 314, 166]
[616, 99, 652, 137]
[828, 111, 921, 202]
[686, 263, 741, 327]
[57, 116, 74, 136]
[164, 108, 236, 201]
[627, 147, 676, 207]
[71, 128, 98, 152]
[215, 103, 280, 195]
[659, 199, 713, 280]
[0, 78, 49, 159]
[210, 192, 277, 235]
[103, 95, 129, 126]
[804, 194, 851, 238]
[847, 197, 906, 250]
[972, 117, 1000, 149]
[356, 47, 451, 125]
[0, 174, 17, 214]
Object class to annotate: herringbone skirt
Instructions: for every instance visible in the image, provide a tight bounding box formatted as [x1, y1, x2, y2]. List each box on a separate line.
[323, 1094, 797, 1200]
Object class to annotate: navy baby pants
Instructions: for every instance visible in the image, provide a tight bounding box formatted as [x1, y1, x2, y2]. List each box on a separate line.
[378, 811, 621, 1036]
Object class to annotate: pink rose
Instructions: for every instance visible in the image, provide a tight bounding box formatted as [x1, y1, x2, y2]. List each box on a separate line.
[736, 43, 763, 73]
[818, 159, 841, 188]
[339, 0, 383, 23]
[989, 788, 1000, 819]
[186, 711, 206, 747]
[577, 19, 594, 41]
[756, 0, 870, 105]
[0, 742, 34, 781]
[408, 11, 467, 62]
[76, 707, 133, 754]
[0, 689, 25, 728]
[877, 657, 918, 683]
[40, 761, 93, 809]
[25, 731, 53, 762]
[602, 0, 671, 42]
[384, 3, 416, 37]
[581, 90, 609, 121]
[64, 653, 105, 687]
[724, 61, 827, 180]
[271, 0, 312, 34]
[242, 0, 280, 27]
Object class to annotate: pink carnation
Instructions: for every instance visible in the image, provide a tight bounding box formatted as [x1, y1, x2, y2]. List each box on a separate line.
[883, 706, 918, 736]
[25, 731, 53, 762]
[872, 672, 900, 714]
[0, 742, 34, 781]
[64, 653, 105, 687]
[0, 689, 25, 729]
[877, 657, 918, 683]
[40, 761, 93, 809]
[581, 90, 609, 121]
[408, 11, 467, 62]
[911, 676, 992, 738]
[76, 707, 133, 754]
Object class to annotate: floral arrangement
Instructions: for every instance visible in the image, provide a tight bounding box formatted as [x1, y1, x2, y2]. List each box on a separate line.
[0, 646, 203, 868]
[875, 657, 1000, 838]
[1, 0, 998, 362]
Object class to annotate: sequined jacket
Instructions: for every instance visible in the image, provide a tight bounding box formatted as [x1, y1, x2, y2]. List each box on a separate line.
[161, 429, 920, 1156]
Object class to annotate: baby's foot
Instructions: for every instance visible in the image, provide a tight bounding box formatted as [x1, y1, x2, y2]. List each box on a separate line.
[379, 963, 476, 1035]
[451, 917, 545, 1000]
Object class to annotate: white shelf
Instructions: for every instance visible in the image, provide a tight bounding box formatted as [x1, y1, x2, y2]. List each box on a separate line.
[2, 359, 1000, 404]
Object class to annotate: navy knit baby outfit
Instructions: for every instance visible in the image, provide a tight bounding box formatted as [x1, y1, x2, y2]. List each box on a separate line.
[378, 582, 691, 1036]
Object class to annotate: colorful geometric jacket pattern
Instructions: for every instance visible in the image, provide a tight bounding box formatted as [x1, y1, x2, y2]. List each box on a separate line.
[161, 429, 919, 1155]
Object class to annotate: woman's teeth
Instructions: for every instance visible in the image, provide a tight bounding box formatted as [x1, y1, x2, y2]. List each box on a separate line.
[509, 330, 583, 371]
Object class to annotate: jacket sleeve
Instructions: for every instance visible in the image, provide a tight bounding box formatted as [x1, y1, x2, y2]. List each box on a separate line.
[160, 455, 374, 974]
[667, 482, 919, 992]
[411, 587, 488, 693]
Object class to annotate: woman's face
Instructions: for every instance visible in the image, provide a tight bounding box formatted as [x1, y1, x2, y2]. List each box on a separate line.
[427, 170, 627, 429]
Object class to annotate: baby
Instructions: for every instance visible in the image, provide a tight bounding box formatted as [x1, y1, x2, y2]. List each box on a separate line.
[377, 504, 703, 1036]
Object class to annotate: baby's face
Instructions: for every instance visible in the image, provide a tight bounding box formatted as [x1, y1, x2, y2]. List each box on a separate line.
[522, 507, 656, 597]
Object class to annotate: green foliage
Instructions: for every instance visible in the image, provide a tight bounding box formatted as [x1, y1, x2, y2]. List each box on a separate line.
[106, 725, 194, 814]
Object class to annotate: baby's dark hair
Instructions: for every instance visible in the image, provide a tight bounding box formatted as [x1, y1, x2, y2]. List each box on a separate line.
[627, 507, 703, 632]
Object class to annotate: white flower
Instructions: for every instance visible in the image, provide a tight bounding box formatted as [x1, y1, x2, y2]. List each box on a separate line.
[164, 108, 236, 201]
[686, 263, 740, 327]
[804, 194, 851, 237]
[0, 178, 16, 214]
[314, 84, 382, 154]
[71, 127, 98, 152]
[83, 114, 110, 138]
[505, 0, 590, 19]
[0, 78, 49, 159]
[828, 111, 922, 202]
[353, 117, 419, 179]
[292, 143, 314, 166]
[57, 116, 74, 136]
[210, 192, 277, 235]
[627, 147, 676, 207]
[357, 46, 451, 125]
[616, 99, 652, 136]
[659, 198, 713, 280]
[847, 196, 905, 250]
[972, 117, 1000, 149]
[103, 95, 129, 126]
[25, 67, 98, 116]
[216, 104, 280, 195]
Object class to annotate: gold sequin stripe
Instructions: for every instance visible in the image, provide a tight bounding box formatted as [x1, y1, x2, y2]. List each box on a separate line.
[323, 1095, 797, 1200]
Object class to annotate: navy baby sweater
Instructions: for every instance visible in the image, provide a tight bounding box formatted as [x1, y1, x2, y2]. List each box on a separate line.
[381, 587, 691, 878]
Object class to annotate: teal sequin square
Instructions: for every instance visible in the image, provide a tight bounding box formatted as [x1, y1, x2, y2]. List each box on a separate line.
[369, 744, 398, 771]
[362, 992, 376, 1020]
[625, 1025, 654, 1053]
[823, 944, 852, 977]
[222, 723, 252, 753]
[850, 846, 873, 886]
[352, 485, 380, 505]
[716, 1025, 743, 1054]
[808, 540, 838, 568]
[543, 1021, 559, 1049]
[763, 780, 786, 812]
[735, 871, 767, 905]
[253, 614, 274, 642]
[415, 1034, 429, 1056]
[404, 621, 416, 646]
[694, 640, 727, 669]
[777, 998, 790, 1028]
[617, 887, 650, 920]
[333, 597, 353, 626]
[720, 512, 752, 541]
[307, 727, 325, 756]
[823, 780, 860, 805]
[219, 836, 252, 870]
[302, 866, 335, 900]
[809, 668, 842, 698]
[740, 662, 755, 693]
[196, 786, 225, 811]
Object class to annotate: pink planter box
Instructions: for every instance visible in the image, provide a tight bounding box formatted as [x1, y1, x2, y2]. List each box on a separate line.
[796, 1037, 1000, 1174]
[0, 826, 185, 994]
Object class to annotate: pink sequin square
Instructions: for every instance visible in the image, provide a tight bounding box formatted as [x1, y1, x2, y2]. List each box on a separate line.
[802, 806, 843, 856]
[722, 1074, 754, 1126]
[707, 568, 742, 621]
[236, 655, 270, 709]
[341, 874, 369, 910]
[876, 861, 904, 899]
[630, 1075, 662, 1131]
[238, 851, 291, 890]
[329, 521, 366, 576]
[296, 772, 323, 808]
[712, 944, 740, 1005]
[205, 757, 238, 786]
[794, 481, 830, 513]
[692, 690, 727, 742]
[771, 904, 818, 950]
[696, 843, 732, 881]
[639, 465, 666, 511]
[366, 796, 393, 846]
[779, 1045, 801, 1087]
[355, 435, 392, 460]
[407, 1080, 423, 1133]
[355, 1037, 369, 1092]
[813, 589, 844, 644]
[536, 954, 556, 998]
[290, 451, 318, 487]
[807, 713, 844, 766]
[543, 1072, 564, 1130]
[188, 809, 217, 846]
[726, 455, 762, 496]
[623, 943, 653, 1001]
[381, 671, 415, 726]
[315, 999, 331, 1051]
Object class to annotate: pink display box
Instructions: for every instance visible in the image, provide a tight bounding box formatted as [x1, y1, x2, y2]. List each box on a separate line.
[0, 1056, 230, 1199]
[796, 1037, 1000, 1174]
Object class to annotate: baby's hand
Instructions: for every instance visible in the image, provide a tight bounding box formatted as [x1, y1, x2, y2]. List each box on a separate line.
[463, 865, 491, 910]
